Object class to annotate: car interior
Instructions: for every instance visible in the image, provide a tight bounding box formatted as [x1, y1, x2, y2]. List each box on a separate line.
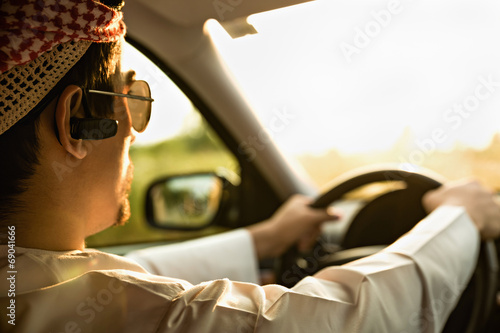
[83, 0, 500, 332]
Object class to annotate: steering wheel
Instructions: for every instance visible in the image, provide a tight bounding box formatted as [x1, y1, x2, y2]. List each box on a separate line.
[276, 168, 498, 333]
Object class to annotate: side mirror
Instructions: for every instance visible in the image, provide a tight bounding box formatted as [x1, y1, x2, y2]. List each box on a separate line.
[145, 173, 226, 230]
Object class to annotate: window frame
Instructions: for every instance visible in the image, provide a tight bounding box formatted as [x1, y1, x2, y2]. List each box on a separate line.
[125, 36, 284, 229]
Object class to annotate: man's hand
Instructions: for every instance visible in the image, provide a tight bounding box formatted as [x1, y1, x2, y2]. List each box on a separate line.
[247, 194, 339, 260]
[423, 179, 500, 240]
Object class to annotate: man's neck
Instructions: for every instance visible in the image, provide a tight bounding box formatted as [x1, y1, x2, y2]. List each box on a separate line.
[8, 208, 87, 251]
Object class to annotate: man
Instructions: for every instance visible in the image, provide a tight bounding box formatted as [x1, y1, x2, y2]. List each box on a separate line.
[1, 1, 499, 332]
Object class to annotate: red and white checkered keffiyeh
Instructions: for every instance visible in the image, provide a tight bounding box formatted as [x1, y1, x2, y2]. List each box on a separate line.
[0, 0, 126, 73]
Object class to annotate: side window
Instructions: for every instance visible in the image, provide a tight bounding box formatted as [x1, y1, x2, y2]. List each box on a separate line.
[86, 43, 240, 248]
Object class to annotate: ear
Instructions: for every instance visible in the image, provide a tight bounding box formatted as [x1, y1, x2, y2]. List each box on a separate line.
[55, 85, 88, 159]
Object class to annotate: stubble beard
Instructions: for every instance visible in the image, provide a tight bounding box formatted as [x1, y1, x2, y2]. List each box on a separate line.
[114, 162, 134, 227]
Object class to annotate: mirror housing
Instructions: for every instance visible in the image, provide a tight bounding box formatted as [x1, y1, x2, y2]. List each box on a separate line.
[145, 173, 230, 230]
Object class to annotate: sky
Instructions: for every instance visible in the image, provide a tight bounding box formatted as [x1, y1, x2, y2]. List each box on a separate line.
[129, 0, 500, 156]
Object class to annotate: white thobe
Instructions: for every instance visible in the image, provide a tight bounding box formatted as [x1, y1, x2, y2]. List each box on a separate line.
[0, 206, 479, 332]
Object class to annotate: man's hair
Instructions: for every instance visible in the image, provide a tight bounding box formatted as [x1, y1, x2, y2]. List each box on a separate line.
[0, 0, 124, 227]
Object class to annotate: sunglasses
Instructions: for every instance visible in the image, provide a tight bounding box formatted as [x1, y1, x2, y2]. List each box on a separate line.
[70, 80, 154, 140]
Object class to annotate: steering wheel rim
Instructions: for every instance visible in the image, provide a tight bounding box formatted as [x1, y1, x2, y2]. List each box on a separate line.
[276, 168, 497, 333]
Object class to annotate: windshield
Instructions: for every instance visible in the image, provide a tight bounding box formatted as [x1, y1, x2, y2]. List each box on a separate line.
[208, 0, 500, 190]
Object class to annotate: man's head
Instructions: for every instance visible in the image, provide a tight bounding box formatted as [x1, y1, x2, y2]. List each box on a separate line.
[0, 0, 147, 249]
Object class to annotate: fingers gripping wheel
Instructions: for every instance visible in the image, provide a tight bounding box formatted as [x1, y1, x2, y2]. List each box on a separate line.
[276, 168, 497, 333]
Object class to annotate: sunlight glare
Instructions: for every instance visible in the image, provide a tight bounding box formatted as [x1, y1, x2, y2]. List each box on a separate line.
[208, 0, 500, 156]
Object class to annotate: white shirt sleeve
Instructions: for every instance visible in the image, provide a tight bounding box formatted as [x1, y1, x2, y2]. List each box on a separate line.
[125, 229, 260, 284]
[306, 205, 480, 332]
[1, 206, 481, 332]
[141, 206, 477, 333]
[122, 206, 479, 332]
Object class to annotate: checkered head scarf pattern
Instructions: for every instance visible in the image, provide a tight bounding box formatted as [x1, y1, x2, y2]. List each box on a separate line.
[0, 0, 126, 135]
